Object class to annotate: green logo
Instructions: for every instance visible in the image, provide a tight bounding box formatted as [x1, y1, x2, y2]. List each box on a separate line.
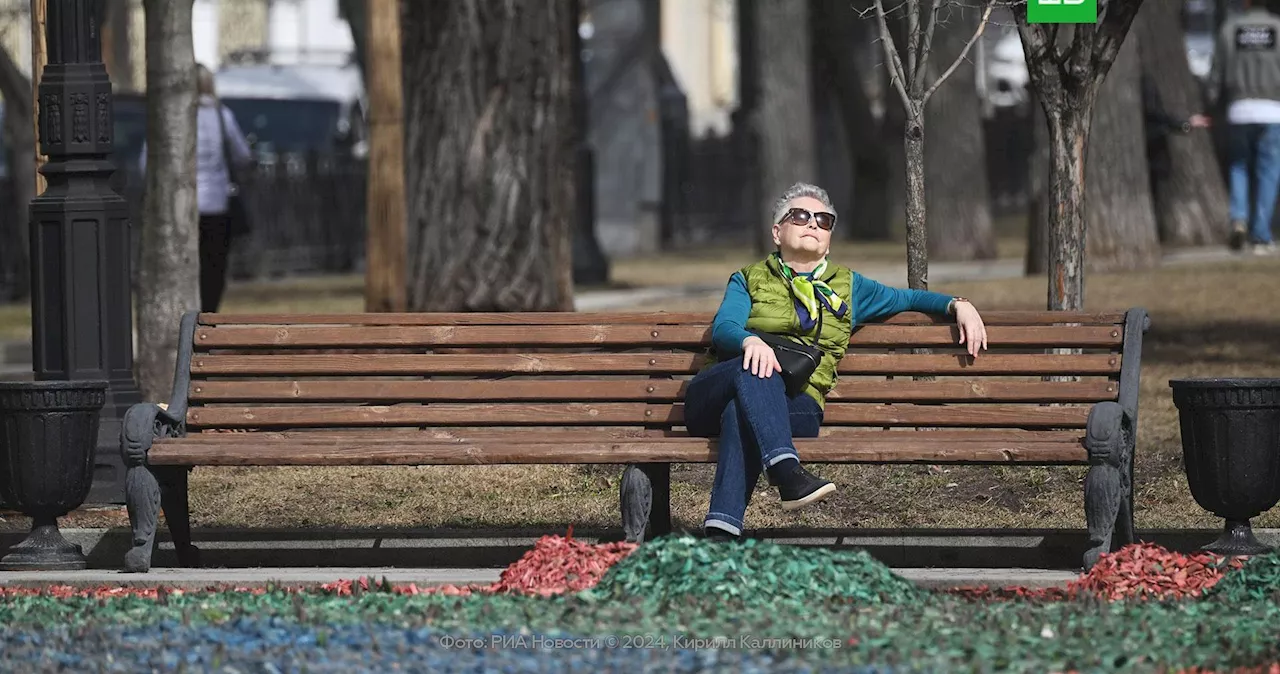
[1027, 0, 1098, 24]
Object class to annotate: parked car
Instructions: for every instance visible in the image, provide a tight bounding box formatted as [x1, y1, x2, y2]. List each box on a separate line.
[214, 61, 367, 161]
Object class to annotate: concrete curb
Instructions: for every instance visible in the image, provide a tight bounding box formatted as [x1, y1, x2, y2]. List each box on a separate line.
[1, 526, 1271, 575]
[0, 566, 1080, 591]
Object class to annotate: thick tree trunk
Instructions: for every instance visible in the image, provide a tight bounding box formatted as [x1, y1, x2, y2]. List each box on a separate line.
[904, 120, 928, 289]
[924, 14, 997, 262]
[401, 0, 575, 312]
[0, 43, 33, 301]
[1025, 96, 1051, 276]
[363, 0, 406, 312]
[1044, 106, 1092, 311]
[813, 0, 893, 240]
[753, 0, 818, 251]
[137, 0, 199, 401]
[1085, 33, 1161, 273]
[1017, 0, 1146, 311]
[1136, 0, 1228, 246]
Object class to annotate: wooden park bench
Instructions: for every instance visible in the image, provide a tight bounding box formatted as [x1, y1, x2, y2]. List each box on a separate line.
[120, 307, 1149, 572]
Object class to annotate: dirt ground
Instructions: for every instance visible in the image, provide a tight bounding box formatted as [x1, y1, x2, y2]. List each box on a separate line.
[2, 247, 1277, 536]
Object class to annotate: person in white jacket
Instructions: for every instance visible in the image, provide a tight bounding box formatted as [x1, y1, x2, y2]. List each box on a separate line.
[139, 64, 253, 311]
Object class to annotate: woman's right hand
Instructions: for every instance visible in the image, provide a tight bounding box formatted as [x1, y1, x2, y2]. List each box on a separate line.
[741, 336, 782, 378]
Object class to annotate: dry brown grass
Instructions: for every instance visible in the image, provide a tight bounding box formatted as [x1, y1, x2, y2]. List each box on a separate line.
[180, 253, 1280, 533]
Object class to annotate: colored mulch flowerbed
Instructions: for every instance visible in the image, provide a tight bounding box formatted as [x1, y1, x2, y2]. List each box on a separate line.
[3, 534, 1280, 673]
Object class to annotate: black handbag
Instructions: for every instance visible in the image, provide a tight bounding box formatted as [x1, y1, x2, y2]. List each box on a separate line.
[748, 302, 825, 399]
[215, 102, 252, 239]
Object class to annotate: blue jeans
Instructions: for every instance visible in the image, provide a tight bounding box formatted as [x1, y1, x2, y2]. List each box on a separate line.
[684, 356, 823, 535]
[1228, 123, 1280, 244]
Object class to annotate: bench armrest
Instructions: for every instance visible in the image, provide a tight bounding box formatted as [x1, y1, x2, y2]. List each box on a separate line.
[121, 311, 198, 467]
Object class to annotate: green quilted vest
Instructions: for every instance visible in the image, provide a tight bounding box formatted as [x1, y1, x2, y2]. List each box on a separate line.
[704, 256, 854, 409]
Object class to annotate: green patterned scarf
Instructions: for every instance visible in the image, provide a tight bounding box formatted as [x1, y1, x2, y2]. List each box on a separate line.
[769, 252, 849, 332]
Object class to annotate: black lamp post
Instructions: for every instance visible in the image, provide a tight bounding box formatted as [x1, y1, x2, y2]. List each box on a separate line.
[570, 0, 610, 287]
[28, 0, 135, 505]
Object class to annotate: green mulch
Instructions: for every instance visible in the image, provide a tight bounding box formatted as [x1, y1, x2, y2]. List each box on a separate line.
[3, 537, 1280, 672]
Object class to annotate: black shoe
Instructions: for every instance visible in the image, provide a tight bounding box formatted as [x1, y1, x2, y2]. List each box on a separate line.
[704, 526, 741, 543]
[1230, 221, 1247, 251]
[775, 463, 836, 511]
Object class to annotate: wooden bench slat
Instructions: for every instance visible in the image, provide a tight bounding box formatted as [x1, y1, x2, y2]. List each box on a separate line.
[186, 402, 1090, 428]
[149, 437, 1088, 466]
[190, 379, 1118, 403]
[198, 310, 1126, 327]
[190, 353, 1121, 376]
[187, 427, 1087, 442]
[193, 324, 1123, 349]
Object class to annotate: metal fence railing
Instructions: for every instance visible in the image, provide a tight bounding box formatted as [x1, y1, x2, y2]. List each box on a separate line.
[0, 151, 367, 300]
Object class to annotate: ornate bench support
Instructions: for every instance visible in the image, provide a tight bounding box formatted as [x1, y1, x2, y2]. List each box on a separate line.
[619, 463, 671, 543]
[1082, 402, 1134, 570]
[1082, 308, 1149, 570]
[121, 312, 201, 573]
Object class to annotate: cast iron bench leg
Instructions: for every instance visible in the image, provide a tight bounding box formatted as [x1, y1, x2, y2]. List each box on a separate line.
[1082, 401, 1135, 570]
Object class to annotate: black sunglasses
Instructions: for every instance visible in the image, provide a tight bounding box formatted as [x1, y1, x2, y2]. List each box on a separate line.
[778, 207, 836, 231]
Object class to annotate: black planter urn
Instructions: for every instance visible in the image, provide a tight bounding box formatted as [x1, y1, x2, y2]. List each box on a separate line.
[0, 381, 109, 570]
[1170, 378, 1280, 555]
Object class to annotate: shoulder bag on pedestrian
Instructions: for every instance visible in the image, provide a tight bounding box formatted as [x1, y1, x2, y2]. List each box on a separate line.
[216, 104, 252, 239]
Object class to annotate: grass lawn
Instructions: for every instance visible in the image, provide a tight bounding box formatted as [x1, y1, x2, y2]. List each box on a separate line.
[3, 242, 1277, 536]
[0, 237, 1015, 341]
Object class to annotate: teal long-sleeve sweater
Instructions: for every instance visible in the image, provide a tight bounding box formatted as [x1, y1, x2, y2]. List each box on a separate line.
[710, 270, 955, 356]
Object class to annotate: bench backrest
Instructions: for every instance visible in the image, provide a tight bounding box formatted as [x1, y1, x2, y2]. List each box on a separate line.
[171, 309, 1147, 442]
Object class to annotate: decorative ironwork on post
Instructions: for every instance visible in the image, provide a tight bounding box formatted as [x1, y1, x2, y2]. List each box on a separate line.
[28, 0, 136, 504]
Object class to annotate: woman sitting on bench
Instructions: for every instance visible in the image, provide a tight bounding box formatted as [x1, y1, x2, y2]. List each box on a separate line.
[686, 181, 990, 542]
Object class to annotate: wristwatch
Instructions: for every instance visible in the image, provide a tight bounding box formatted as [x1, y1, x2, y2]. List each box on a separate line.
[948, 297, 970, 315]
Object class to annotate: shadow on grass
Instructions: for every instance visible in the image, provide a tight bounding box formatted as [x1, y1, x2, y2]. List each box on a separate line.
[1143, 319, 1280, 367]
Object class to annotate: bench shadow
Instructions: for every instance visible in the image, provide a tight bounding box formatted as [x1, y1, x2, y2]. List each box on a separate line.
[1143, 319, 1280, 367]
[24, 525, 1274, 572]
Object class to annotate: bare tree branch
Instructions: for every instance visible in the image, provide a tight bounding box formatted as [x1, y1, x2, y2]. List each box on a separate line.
[922, 0, 994, 105]
[1013, 7, 1062, 95]
[1065, 24, 1095, 88]
[874, 0, 914, 113]
[1090, 0, 1145, 90]
[906, 0, 920, 85]
[913, 0, 939, 89]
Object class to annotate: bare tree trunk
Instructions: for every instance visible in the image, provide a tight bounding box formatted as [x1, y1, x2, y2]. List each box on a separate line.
[753, 0, 817, 252]
[904, 122, 928, 288]
[1136, 0, 1228, 246]
[1017, 1, 1146, 310]
[925, 16, 997, 262]
[874, 0, 996, 288]
[31, 0, 47, 196]
[363, 0, 406, 312]
[1044, 106, 1092, 310]
[401, 0, 575, 312]
[0, 43, 34, 301]
[137, 0, 199, 401]
[1085, 32, 1161, 273]
[1025, 94, 1050, 275]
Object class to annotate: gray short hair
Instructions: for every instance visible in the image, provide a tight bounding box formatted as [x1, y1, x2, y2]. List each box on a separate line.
[770, 182, 835, 225]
